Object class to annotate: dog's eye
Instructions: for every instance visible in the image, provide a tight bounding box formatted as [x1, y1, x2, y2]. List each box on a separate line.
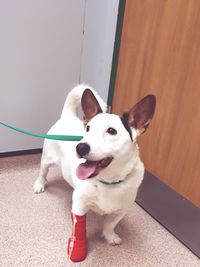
[107, 127, 117, 135]
[86, 125, 90, 132]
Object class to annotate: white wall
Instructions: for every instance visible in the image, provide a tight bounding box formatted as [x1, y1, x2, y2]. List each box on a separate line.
[0, 0, 119, 153]
[80, 0, 119, 101]
[0, 0, 85, 153]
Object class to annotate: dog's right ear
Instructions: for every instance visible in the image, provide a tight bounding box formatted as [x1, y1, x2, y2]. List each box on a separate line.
[81, 89, 102, 124]
[125, 94, 156, 136]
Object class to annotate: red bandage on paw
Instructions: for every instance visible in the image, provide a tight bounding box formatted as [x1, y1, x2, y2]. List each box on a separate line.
[67, 212, 87, 262]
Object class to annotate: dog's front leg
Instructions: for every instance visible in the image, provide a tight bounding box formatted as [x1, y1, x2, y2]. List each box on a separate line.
[68, 189, 89, 262]
[68, 212, 87, 262]
[33, 155, 50, 193]
[102, 212, 126, 245]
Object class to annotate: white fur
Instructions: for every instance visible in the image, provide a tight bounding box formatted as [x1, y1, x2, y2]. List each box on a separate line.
[33, 84, 145, 245]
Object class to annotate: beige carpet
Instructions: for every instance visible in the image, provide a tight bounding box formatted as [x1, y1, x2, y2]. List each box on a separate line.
[0, 154, 199, 267]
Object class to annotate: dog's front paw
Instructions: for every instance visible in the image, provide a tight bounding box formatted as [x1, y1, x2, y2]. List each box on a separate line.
[102, 231, 122, 246]
[33, 180, 46, 193]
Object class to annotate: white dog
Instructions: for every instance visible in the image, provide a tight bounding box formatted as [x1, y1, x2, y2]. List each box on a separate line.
[33, 84, 156, 246]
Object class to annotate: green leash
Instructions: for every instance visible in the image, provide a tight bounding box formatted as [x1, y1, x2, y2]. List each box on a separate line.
[0, 121, 83, 141]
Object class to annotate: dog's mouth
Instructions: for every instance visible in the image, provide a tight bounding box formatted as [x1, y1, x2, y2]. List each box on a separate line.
[76, 157, 113, 180]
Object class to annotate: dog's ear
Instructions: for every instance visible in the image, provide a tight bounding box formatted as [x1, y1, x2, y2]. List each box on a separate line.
[81, 89, 102, 124]
[126, 95, 156, 135]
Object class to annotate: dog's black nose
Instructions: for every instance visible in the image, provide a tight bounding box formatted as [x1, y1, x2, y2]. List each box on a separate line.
[76, 142, 90, 158]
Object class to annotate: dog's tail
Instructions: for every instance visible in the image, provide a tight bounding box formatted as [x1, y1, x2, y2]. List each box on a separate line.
[60, 84, 107, 118]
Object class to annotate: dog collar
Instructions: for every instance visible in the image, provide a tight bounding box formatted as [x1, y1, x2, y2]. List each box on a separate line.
[98, 175, 129, 185]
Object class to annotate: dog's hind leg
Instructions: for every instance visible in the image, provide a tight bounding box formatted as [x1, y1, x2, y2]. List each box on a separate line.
[102, 212, 126, 245]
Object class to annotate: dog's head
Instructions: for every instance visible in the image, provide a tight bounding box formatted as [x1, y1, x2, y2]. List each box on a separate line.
[76, 89, 156, 180]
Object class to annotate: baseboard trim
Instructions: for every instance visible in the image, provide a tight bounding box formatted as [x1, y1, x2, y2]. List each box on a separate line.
[0, 148, 42, 158]
[136, 171, 200, 259]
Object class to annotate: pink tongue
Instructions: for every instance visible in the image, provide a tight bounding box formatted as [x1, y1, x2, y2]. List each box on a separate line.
[76, 161, 98, 180]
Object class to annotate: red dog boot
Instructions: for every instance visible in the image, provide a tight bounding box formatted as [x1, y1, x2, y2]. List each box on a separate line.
[67, 212, 87, 262]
